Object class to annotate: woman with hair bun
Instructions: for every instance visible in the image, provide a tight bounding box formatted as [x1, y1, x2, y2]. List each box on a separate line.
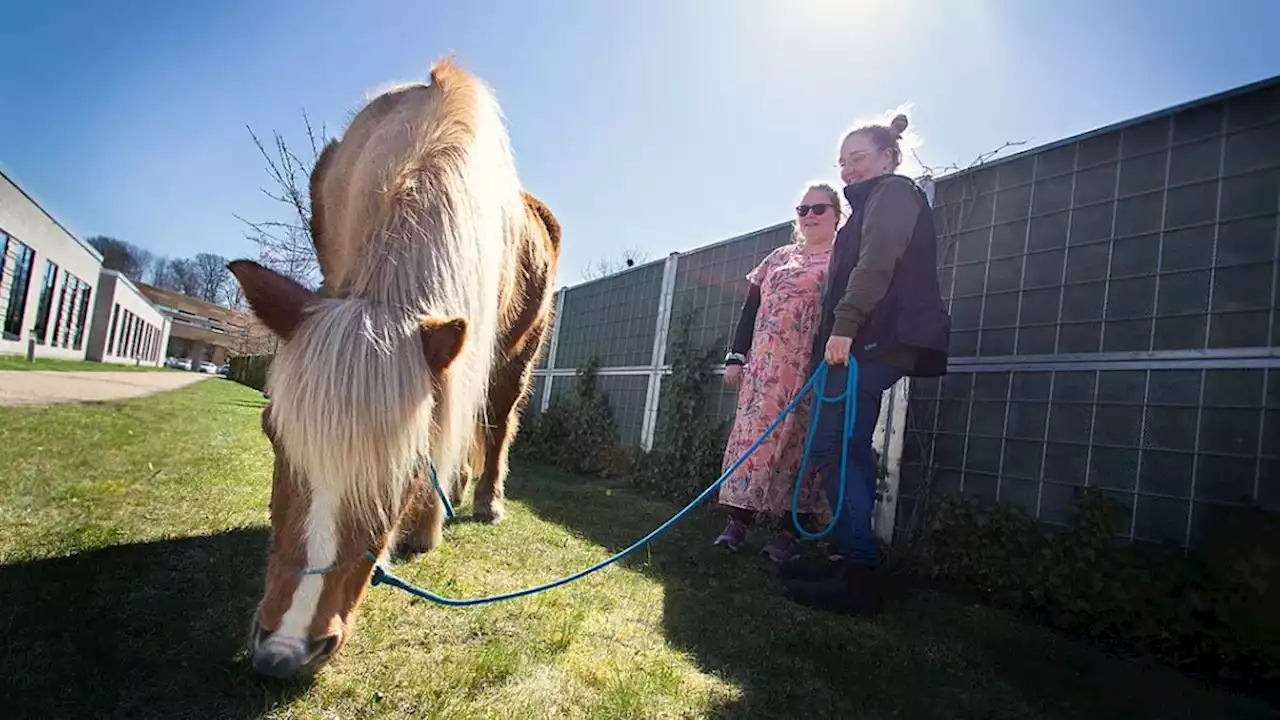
[779, 113, 952, 616]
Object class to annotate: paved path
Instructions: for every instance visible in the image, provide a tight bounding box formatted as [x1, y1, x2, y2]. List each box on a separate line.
[0, 371, 211, 407]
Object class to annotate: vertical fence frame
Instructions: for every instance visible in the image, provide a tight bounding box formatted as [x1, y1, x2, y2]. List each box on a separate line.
[641, 252, 681, 450]
[539, 287, 567, 413]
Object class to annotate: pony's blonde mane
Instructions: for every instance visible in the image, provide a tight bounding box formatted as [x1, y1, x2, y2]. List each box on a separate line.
[266, 59, 524, 540]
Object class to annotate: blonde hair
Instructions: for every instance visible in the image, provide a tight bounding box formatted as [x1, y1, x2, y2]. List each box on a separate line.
[842, 105, 922, 177]
[793, 182, 843, 244]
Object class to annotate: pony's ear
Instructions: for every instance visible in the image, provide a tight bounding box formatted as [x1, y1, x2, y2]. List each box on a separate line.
[419, 317, 467, 375]
[521, 191, 562, 257]
[309, 140, 338, 255]
[227, 260, 317, 342]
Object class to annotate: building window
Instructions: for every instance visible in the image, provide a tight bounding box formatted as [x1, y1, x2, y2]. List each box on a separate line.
[0, 232, 7, 285]
[61, 274, 79, 349]
[131, 316, 141, 358]
[31, 261, 59, 344]
[59, 275, 80, 348]
[66, 277, 82, 348]
[50, 270, 69, 347]
[73, 284, 92, 350]
[107, 304, 120, 355]
[2, 239, 35, 341]
[121, 312, 132, 357]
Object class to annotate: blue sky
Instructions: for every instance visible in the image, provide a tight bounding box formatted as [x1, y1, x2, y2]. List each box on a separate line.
[2, 0, 1278, 285]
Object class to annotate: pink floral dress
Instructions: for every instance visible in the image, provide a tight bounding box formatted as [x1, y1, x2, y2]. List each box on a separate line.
[718, 243, 831, 520]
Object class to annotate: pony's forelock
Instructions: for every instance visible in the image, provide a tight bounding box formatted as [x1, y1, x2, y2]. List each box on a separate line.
[267, 300, 437, 538]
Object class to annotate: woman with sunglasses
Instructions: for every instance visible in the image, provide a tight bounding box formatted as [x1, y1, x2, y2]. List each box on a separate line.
[714, 182, 843, 564]
[780, 113, 951, 616]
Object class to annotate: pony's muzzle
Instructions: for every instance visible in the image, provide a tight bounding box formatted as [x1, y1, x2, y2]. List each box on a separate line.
[249, 614, 339, 679]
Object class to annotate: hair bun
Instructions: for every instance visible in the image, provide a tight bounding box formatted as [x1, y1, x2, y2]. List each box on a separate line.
[889, 113, 909, 138]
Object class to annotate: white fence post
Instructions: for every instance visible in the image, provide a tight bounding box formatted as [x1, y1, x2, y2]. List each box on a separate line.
[641, 252, 680, 450]
[872, 377, 912, 543]
[540, 287, 567, 413]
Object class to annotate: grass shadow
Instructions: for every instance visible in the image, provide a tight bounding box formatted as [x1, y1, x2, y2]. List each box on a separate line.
[507, 463, 1274, 720]
[0, 528, 311, 720]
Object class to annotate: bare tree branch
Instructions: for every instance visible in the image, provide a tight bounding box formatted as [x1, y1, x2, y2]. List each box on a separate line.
[86, 236, 153, 283]
[238, 112, 328, 291]
[581, 248, 649, 281]
[912, 139, 1030, 182]
[192, 252, 232, 305]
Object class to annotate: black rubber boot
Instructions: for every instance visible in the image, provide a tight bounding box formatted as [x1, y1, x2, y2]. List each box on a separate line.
[782, 561, 883, 617]
[776, 554, 843, 582]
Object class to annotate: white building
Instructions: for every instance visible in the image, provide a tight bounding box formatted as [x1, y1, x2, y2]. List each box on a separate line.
[0, 167, 168, 364]
[85, 271, 171, 367]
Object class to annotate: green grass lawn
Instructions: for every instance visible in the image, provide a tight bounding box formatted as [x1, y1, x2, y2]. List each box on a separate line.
[0, 380, 1271, 719]
[0, 355, 177, 372]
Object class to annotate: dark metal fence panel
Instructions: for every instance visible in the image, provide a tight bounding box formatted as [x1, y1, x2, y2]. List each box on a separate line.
[899, 77, 1280, 548]
[553, 262, 665, 369]
[665, 224, 792, 357]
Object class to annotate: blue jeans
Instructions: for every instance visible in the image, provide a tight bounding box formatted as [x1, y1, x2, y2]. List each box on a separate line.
[806, 361, 904, 567]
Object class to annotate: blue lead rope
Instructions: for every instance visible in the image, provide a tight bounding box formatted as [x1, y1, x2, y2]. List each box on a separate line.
[429, 462, 456, 521]
[790, 359, 859, 541]
[372, 357, 859, 608]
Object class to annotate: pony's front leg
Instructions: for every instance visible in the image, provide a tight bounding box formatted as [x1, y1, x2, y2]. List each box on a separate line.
[473, 426, 509, 525]
[475, 351, 538, 524]
[394, 479, 446, 556]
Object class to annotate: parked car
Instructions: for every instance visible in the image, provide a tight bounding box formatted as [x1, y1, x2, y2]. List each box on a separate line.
[165, 357, 193, 371]
[198, 361, 219, 374]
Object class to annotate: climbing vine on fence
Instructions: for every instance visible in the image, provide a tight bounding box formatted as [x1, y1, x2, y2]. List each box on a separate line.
[513, 358, 625, 477]
[634, 310, 730, 502]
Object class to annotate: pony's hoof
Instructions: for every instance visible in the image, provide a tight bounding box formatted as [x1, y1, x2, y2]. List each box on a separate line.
[473, 504, 504, 525]
[395, 540, 436, 557]
[395, 530, 443, 556]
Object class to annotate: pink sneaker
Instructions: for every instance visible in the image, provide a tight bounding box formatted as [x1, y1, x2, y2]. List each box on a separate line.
[762, 532, 802, 564]
[714, 518, 748, 552]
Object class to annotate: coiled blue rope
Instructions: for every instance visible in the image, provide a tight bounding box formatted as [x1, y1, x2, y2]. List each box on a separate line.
[368, 357, 859, 607]
[790, 359, 858, 541]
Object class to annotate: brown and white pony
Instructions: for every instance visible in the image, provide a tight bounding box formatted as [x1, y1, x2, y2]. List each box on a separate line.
[228, 58, 558, 679]
[310, 129, 561, 530]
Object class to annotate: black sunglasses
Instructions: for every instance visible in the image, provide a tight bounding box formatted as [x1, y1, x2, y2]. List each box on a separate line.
[796, 203, 835, 217]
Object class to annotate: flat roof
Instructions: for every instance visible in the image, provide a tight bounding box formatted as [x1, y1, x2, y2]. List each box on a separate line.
[0, 163, 105, 263]
[100, 269, 164, 314]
